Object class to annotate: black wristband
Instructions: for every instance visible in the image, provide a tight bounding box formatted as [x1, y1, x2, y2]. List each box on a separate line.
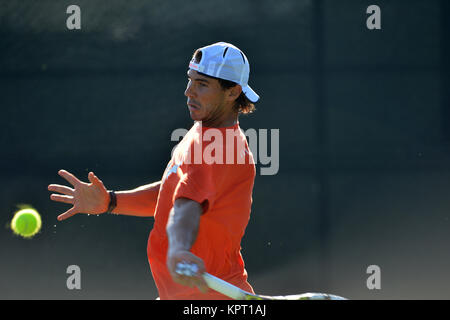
[106, 190, 117, 213]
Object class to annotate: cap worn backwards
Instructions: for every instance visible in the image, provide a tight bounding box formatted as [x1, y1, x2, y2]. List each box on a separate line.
[189, 42, 260, 103]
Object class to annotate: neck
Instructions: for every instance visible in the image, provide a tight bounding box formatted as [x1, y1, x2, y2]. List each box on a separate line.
[202, 111, 239, 128]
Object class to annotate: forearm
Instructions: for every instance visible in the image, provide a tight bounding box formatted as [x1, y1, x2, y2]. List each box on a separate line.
[111, 181, 161, 217]
[166, 199, 202, 253]
[165, 198, 208, 292]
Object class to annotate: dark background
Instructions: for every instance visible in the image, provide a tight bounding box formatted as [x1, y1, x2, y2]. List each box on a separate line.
[1, 0, 449, 299]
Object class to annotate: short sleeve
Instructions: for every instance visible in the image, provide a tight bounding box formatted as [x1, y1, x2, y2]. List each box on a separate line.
[172, 163, 217, 214]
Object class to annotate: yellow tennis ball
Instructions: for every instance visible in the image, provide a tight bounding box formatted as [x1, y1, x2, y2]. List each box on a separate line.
[11, 208, 42, 238]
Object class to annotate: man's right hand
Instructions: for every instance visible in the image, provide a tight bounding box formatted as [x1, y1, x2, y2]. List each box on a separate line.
[48, 169, 110, 221]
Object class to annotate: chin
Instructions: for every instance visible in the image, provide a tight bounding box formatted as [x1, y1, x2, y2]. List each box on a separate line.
[189, 109, 204, 121]
[189, 112, 202, 121]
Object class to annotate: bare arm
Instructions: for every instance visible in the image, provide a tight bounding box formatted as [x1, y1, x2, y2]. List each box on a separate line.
[166, 198, 208, 293]
[111, 181, 161, 217]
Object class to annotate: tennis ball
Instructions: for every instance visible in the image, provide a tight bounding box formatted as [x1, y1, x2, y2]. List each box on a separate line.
[11, 208, 42, 238]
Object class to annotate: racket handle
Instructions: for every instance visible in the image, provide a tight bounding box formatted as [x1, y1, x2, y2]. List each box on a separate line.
[175, 262, 247, 299]
[202, 272, 248, 300]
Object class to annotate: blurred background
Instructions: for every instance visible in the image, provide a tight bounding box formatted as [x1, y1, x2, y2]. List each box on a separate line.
[1, 0, 449, 299]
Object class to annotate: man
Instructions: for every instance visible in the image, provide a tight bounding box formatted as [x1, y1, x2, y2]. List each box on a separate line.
[48, 42, 260, 299]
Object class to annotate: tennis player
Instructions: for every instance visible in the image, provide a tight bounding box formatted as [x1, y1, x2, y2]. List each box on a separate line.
[48, 42, 260, 300]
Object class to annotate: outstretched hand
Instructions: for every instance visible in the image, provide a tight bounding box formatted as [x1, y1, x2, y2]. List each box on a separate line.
[48, 169, 110, 221]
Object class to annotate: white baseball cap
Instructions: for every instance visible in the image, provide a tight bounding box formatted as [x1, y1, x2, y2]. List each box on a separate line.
[189, 42, 260, 103]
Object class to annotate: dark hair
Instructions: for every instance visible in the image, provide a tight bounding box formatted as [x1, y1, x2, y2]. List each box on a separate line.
[192, 49, 256, 115]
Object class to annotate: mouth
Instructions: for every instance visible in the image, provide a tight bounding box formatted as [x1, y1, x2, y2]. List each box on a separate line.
[187, 103, 200, 111]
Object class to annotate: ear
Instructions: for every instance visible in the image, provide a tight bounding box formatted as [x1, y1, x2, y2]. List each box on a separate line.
[227, 85, 242, 102]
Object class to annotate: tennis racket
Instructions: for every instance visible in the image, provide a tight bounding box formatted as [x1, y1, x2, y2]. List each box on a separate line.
[175, 262, 347, 300]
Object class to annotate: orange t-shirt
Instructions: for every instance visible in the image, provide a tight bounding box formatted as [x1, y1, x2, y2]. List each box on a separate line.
[147, 121, 256, 300]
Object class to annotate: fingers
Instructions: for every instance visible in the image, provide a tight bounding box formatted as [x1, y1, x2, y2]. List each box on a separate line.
[184, 272, 208, 293]
[88, 171, 104, 188]
[50, 193, 74, 204]
[175, 265, 209, 293]
[180, 275, 207, 292]
[57, 207, 78, 221]
[48, 184, 74, 196]
[58, 169, 81, 187]
[193, 271, 209, 293]
[169, 253, 209, 293]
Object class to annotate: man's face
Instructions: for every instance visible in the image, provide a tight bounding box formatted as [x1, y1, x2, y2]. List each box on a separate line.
[184, 69, 229, 123]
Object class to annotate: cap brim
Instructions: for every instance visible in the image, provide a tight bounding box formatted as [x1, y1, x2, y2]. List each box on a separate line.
[242, 85, 259, 103]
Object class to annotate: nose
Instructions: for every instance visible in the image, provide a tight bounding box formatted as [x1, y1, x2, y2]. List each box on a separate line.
[184, 81, 194, 98]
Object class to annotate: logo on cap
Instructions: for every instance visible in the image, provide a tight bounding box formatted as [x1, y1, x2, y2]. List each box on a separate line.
[188, 42, 260, 103]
